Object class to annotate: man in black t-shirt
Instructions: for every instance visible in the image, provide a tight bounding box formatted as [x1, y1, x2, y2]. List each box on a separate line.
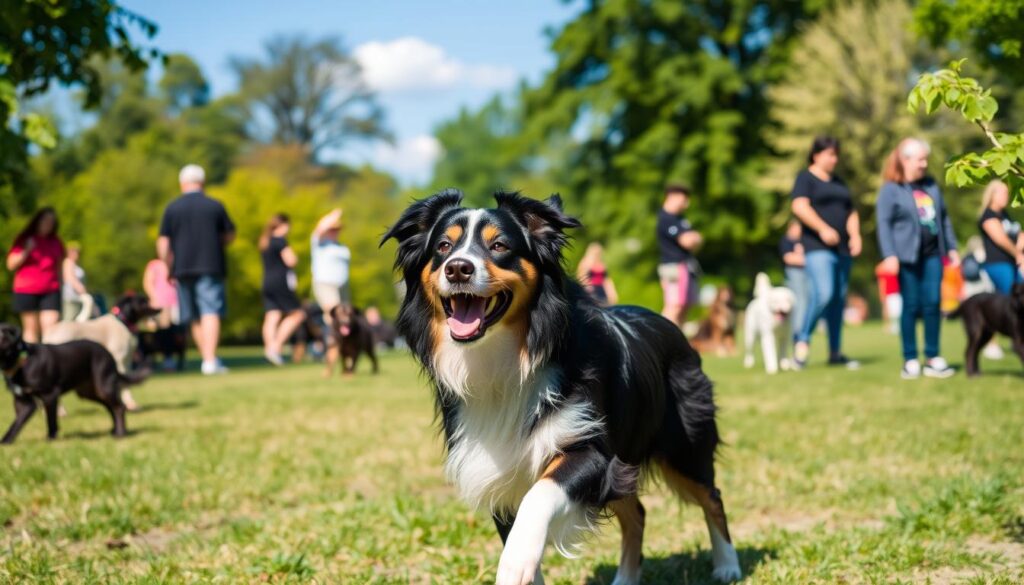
[656, 184, 703, 327]
[157, 164, 236, 375]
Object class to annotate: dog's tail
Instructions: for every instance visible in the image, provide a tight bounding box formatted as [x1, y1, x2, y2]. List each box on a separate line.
[119, 367, 151, 386]
[753, 272, 772, 299]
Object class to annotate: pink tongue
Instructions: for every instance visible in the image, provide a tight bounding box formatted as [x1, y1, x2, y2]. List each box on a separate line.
[447, 296, 486, 338]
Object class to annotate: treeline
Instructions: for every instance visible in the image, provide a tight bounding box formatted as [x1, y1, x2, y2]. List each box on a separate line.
[3, 0, 1022, 337]
[1, 40, 403, 338]
[428, 0, 1024, 309]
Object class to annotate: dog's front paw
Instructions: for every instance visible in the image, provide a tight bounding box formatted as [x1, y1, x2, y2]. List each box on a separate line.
[496, 547, 542, 585]
[779, 358, 793, 371]
[742, 355, 754, 369]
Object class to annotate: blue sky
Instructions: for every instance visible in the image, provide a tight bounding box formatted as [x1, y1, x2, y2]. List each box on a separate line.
[120, 0, 579, 184]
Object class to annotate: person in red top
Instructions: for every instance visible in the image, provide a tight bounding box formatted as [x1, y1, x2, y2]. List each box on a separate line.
[6, 208, 65, 343]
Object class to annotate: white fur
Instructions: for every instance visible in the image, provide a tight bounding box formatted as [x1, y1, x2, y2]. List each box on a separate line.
[439, 209, 488, 295]
[496, 479, 576, 585]
[743, 273, 796, 375]
[434, 326, 602, 561]
[708, 521, 742, 582]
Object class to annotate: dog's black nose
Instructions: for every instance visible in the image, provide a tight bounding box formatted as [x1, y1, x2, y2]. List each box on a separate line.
[444, 259, 475, 283]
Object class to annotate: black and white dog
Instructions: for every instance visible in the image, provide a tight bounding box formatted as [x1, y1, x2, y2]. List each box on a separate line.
[382, 190, 740, 584]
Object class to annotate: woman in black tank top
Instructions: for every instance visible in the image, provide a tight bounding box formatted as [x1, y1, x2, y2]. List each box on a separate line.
[259, 214, 306, 365]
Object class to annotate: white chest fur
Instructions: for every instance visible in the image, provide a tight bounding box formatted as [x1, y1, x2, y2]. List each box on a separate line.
[433, 328, 603, 515]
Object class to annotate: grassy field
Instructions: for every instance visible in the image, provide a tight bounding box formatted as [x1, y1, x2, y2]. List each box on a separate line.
[1, 322, 1022, 584]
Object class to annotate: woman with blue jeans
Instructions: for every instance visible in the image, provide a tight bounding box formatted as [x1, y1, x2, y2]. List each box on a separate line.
[876, 138, 959, 379]
[977, 180, 1024, 293]
[791, 136, 862, 369]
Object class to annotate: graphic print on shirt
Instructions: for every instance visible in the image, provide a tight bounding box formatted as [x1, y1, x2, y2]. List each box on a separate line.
[913, 190, 938, 235]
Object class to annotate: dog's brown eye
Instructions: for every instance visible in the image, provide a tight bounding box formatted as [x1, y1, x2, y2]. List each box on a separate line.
[490, 242, 509, 253]
[437, 241, 452, 253]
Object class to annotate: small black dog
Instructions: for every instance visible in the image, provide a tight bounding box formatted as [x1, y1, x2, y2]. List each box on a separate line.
[949, 283, 1024, 376]
[1, 324, 147, 444]
[328, 305, 379, 375]
[137, 325, 187, 372]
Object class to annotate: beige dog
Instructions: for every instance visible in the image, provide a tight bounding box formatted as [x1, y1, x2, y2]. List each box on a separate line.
[43, 294, 159, 410]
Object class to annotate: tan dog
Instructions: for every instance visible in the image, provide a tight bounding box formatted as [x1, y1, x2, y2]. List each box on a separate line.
[43, 294, 159, 410]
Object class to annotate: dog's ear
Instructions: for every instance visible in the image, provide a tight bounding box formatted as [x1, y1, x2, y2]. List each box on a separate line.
[495, 191, 581, 264]
[381, 189, 464, 271]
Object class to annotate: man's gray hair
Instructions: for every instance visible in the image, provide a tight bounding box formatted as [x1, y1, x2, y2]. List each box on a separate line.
[179, 164, 206, 185]
[899, 138, 931, 158]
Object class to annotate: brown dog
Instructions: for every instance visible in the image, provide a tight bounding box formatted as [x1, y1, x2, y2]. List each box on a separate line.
[1, 324, 147, 443]
[691, 286, 736, 357]
[950, 283, 1024, 376]
[326, 305, 379, 375]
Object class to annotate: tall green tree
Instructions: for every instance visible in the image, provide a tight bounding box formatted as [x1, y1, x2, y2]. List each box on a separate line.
[522, 0, 830, 303]
[231, 36, 391, 160]
[430, 96, 531, 206]
[914, 0, 1024, 82]
[0, 0, 158, 214]
[765, 0, 975, 228]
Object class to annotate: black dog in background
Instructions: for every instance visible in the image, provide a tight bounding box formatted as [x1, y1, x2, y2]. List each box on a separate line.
[950, 283, 1024, 376]
[1, 324, 147, 443]
[137, 325, 187, 372]
[328, 305, 379, 375]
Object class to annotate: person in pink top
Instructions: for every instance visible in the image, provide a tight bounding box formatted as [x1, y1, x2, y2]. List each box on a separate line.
[6, 208, 65, 343]
[143, 258, 180, 329]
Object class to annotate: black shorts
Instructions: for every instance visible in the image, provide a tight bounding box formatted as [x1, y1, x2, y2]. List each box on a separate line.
[262, 286, 301, 313]
[12, 291, 61, 313]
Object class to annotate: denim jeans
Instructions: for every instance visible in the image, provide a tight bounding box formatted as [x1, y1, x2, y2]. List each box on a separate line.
[981, 261, 1023, 294]
[798, 250, 851, 354]
[784, 266, 809, 342]
[898, 255, 943, 361]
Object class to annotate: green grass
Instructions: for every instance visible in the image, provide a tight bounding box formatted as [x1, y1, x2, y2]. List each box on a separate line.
[1, 323, 1022, 583]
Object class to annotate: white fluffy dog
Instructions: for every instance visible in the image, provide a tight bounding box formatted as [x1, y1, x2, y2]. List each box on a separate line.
[743, 272, 796, 374]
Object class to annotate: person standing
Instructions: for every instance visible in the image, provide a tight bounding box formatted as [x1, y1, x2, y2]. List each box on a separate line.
[779, 219, 808, 343]
[260, 213, 306, 366]
[6, 208, 65, 343]
[311, 208, 351, 374]
[790, 136, 862, 370]
[977, 179, 1024, 293]
[157, 164, 235, 375]
[657, 185, 702, 327]
[876, 138, 959, 379]
[576, 242, 619, 306]
[61, 242, 92, 321]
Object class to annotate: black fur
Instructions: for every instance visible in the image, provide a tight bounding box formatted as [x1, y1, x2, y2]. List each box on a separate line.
[1, 323, 146, 444]
[382, 190, 736, 578]
[949, 283, 1024, 376]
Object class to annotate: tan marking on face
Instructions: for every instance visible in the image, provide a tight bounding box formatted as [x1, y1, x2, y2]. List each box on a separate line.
[445, 225, 463, 243]
[481, 224, 500, 243]
[421, 262, 447, 352]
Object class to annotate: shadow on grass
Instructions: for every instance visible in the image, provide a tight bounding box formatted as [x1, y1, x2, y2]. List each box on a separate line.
[61, 426, 161, 440]
[138, 400, 199, 413]
[585, 545, 773, 584]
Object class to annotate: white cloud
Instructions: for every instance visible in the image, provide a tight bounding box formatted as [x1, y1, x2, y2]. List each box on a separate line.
[354, 37, 518, 93]
[371, 134, 442, 185]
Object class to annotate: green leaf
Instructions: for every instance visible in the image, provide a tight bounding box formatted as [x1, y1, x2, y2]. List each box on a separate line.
[22, 113, 58, 149]
[977, 96, 998, 121]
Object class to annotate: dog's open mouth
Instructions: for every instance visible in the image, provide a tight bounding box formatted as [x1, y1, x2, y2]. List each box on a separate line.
[774, 311, 790, 324]
[441, 291, 512, 342]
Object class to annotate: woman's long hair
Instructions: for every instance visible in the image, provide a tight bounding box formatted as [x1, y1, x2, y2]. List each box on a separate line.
[979, 179, 1007, 215]
[259, 213, 290, 251]
[14, 207, 59, 247]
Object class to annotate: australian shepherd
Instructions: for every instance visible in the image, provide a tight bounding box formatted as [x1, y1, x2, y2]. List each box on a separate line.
[382, 190, 741, 584]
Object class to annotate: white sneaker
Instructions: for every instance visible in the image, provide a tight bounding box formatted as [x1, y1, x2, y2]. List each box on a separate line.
[201, 359, 229, 375]
[923, 357, 955, 378]
[982, 343, 1005, 360]
[901, 359, 921, 380]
